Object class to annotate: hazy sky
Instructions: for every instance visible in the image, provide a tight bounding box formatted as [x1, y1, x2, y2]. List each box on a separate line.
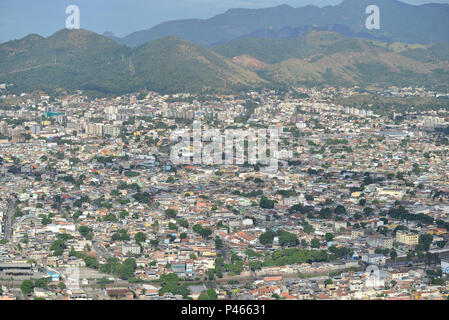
[1, 0, 448, 42]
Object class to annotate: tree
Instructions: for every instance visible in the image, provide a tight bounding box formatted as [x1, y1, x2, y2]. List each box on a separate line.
[119, 210, 129, 219]
[363, 207, 374, 216]
[168, 222, 178, 230]
[277, 230, 299, 247]
[34, 278, 49, 289]
[207, 268, 215, 280]
[325, 233, 334, 242]
[318, 207, 332, 219]
[419, 234, 433, 251]
[198, 288, 217, 300]
[227, 261, 244, 275]
[158, 273, 191, 299]
[192, 224, 212, 239]
[249, 261, 262, 271]
[21, 280, 34, 296]
[259, 231, 275, 245]
[334, 205, 347, 215]
[259, 196, 275, 209]
[123, 258, 137, 270]
[165, 208, 177, 218]
[78, 226, 92, 238]
[390, 250, 398, 261]
[111, 233, 121, 242]
[215, 237, 223, 249]
[84, 256, 99, 269]
[177, 219, 189, 228]
[119, 263, 135, 280]
[111, 229, 130, 242]
[215, 265, 223, 278]
[311, 238, 320, 248]
[436, 240, 447, 248]
[289, 203, 305, 214]
[303, 223, 315, 234]
[200, 227, 212, 239]
[135, 232, 146, 243]
[41, 216, 52, 225]
[50, 239, 66, 256]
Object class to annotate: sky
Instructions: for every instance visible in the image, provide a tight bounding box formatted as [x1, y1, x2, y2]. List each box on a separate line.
[1, 0, 448, 42]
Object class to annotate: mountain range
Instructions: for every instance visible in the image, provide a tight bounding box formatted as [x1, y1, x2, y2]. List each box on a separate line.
[110, 0, 449, 47]
[1, 28, 448, 96]
[0, 0, 448, 96]
[213, 31, 449, 89]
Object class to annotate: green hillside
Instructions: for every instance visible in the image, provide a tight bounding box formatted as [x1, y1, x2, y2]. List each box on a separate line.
[129, 37, 268, 93]
[213, 31, 449, 90]
[213, 32, 358, 64]
[0, 29, 132, 95]
[0, 29, 448, 95]
[0, 30, 267, 95]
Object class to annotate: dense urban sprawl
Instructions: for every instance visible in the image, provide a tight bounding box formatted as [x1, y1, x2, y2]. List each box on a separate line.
[0, 85, 448, 300]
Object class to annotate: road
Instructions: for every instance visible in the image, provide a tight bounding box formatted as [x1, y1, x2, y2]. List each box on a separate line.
[92, 240, 111, 259]
[3, 197, 16, 240]
[217, 243, 231, 264]
[178, 265, 364, 286]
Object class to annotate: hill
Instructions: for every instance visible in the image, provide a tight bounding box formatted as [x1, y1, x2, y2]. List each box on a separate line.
[236, 24, 391, 43]
[0, 29, 131, 95]
[213, 31, 449, 90]
[128, 37, 267, 93]
[0, 30, 267, 95]
[1, 29, 448, 95]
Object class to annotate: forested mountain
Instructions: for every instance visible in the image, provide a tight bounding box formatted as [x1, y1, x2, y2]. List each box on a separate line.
[1, 29, 448, 95]
[0, 30, 267, 95]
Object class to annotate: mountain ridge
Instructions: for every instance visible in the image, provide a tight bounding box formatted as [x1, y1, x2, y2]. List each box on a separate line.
[213, 30, 449, 90]
[111, 0, 449, 47]
[0, 29, 448, 95]
[0, 30, 268, 96]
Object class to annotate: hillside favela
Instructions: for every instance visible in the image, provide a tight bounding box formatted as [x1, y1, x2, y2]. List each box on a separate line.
[1, 0, 449, 303]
